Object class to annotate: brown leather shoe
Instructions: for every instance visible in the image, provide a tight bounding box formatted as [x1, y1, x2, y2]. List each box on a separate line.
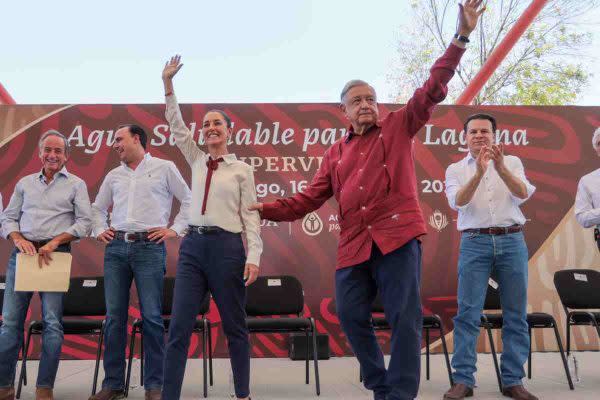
[443, 383, 474, 399]
[88, 388, 125, 400]
[0, 387, 15, 400]
[35, 388, 53, 400]
[502, 385, 538, 400]
[145, 389, 161, 400]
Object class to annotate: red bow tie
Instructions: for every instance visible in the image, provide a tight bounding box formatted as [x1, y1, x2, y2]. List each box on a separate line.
[206, 157, 224, 170]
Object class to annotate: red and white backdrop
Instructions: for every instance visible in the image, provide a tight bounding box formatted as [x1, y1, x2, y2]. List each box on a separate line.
[1, 103, 599, 360]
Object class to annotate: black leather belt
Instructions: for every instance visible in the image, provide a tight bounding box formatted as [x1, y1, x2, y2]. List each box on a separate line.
[30, 240, 71, 252]
[188, 225, 226, 234]
[114, 231, 151, 242]
[463, 225, 522, 235]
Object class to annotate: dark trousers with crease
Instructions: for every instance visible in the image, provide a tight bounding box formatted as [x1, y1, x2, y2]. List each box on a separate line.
[336, 239, 422, 400]
[162, 230, 250, 400]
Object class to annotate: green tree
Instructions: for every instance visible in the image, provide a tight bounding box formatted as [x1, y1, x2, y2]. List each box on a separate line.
[390, 0, 598, 105]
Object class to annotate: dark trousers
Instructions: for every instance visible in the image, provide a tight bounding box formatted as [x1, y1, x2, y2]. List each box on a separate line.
[335, 239, 422, 400]
[162, 230, 249, 400]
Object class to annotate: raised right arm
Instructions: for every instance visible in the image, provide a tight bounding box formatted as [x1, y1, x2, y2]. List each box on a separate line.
[162, 55, 205, 166]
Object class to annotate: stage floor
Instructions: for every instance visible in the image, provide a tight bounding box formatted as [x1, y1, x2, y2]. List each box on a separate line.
[15, 352, 599, 399]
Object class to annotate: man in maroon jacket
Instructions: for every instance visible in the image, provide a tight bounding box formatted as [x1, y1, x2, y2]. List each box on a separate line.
[250, 2, 485, 399]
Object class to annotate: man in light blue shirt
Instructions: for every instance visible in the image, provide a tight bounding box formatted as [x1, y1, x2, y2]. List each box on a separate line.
[443, 114, 537, 400]
[575, 128, 600, 251]
[0, 130, 92, 400]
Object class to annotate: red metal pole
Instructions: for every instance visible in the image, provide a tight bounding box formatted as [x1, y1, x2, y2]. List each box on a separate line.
[455, 0, 549, 105]
[0, 82, 16, 105]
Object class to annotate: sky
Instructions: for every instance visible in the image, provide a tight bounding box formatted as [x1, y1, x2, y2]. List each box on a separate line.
[1, 0, 599, 106]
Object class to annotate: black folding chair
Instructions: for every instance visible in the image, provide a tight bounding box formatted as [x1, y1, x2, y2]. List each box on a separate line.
[125, 277, 212, 398]
[359, 294, 453, 385]
[16, 277, 106, 399]
[554, 269, 600, 355]
[246, 275, 320, 396]
[481, 280, 573, 392]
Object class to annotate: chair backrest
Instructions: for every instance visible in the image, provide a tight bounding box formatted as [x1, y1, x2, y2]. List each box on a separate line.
[246, 275, 304, 317]
[0, 276, 5, 314]
[63, 277, 107, 317]
[162, 276, 210, 316]
[554, 269, 600, 309]
[483, 278, 502, 311]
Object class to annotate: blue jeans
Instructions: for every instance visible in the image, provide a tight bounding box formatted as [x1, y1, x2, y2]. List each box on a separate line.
[335, 240, 422, 400]
[451, 231, 529, 389]
[0, 249, 66, 389]
[163, 230, 249, 400]
[101, 240, 166, 391]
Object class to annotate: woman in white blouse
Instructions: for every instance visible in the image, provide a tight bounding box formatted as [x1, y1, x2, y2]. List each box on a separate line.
[160, 55, 262, 400]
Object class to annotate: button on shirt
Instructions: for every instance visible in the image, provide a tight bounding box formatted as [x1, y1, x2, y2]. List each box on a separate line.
[1, 167, 92, 241]
[575, 168, 600, 228]
[445, 153, 536, 231]
[261, 44, 466, 269]
[92, 153, 192, 237]
[165, 95, 262, 266]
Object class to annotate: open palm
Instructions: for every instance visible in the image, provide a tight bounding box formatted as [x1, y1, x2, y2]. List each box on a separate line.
[162, 55, 183, 81]
[458, 0, 486, 35]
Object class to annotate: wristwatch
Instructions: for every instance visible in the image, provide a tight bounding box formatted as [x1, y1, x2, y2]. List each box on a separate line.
[454, 33, 470, 43]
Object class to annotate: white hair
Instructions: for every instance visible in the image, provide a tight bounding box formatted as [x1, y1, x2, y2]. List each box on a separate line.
[38, 130, 70, 155]
[593, 127, 600, 151]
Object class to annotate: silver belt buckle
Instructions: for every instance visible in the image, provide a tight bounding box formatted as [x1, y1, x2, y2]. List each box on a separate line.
[124, 232, 136, 243]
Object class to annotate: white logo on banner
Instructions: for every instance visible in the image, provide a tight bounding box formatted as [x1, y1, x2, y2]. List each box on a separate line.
[302, 212, 323, 236]
[428, 210, 449, 232]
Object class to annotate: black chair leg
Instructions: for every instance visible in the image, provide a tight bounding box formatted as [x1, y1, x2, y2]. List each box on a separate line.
[485, 326, 502, 392]
[21, 337, 27, 387]
[305, 330, 310, 384]
[566, 320, 571, 355]
[16, 327, 33, 399]
[92, 324, 105, 395]
[207, 321, 213, 386]
[425, 328, 430, 380]
[310, 318, 320, 396]
[125, 326, 138, 397]
[140, 332, 144, 387]
[438, 323, 453, 386]
[527, 327, 532, 379]
[203, 319, 208, 398]
[552, 323, 574, 390]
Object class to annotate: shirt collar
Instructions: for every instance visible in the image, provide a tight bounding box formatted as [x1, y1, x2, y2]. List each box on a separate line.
[345, 121, 382, 143]
[38, 166, 69, 182]
[120, 152, 151, 169]
[207, 153, 237, 165]
[465, 152, 476, 164]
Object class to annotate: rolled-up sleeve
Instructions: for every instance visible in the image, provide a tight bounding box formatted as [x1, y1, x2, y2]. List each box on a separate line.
[1, 181, 24, 239]
[166, 161, 192, 235]
[239, 164, 262, 266]
[575, 177, 600, 228]
[67, 180, 93, 238]
[445, 163, 469, 211]
[509, 157, 536, 205]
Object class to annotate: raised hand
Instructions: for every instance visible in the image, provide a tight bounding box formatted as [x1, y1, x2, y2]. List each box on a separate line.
[476, 145, 491, 176]
[458, 0, 486, 36]
[490, 143, 506, 172]
[162, 55, 183, 81]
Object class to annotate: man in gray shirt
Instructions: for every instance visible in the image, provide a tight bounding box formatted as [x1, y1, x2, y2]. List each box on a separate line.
[0, 130, 92, 400]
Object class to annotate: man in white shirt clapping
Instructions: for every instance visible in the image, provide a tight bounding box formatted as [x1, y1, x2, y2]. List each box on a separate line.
[443, 114, 537, 400]
[575, 127, 600, 251]
[89, 124, 191, 400]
